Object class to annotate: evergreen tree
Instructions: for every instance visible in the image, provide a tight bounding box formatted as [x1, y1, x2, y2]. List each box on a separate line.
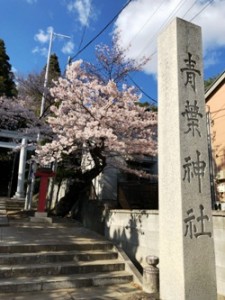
[46, 53, 61, 82]
[0, 39, 17, 97]
[204, 73, 219, 91]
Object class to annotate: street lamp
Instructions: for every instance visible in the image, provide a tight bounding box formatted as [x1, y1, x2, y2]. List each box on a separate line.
[40, 28, 70, 117]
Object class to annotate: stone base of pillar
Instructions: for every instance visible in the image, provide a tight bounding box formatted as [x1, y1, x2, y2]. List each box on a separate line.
[30, 212, 52, 223]
[12, 194, 25, 201]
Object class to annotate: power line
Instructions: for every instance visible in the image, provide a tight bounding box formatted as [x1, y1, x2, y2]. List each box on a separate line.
[128, 75, 157, 104]
[69, 0, 133, 62]
[135, 0, 187, 60]
[134, 0, 214, 63]
[128, 0, 166, 46]
[190, 0, 214, 22]
[210, 107, 225, 115]
[212, 112, 225, 121]
[66, 0, 157, 104]
[66, 0, 213, 105]
[78, 24, 88, 52]
[182, 0, 199, 19]
[77, 2, 92, 51]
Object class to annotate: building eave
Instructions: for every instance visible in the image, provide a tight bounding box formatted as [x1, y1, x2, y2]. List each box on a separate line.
[205, 71, 225, 102]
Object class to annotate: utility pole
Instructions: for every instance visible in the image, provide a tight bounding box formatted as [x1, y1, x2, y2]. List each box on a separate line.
[25, 29, 70, 210]
[40, 28, 70, 117]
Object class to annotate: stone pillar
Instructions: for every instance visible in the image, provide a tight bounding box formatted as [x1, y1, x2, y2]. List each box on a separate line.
[13, 137, 27, 200]
[143, 255, 159, 296]
[158, 18, 217, 300]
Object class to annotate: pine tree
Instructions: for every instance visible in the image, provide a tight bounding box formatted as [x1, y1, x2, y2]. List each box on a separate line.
[0, 39, 17, 97]
[47, 53, 61, 82]
[41, 53, 61, 86]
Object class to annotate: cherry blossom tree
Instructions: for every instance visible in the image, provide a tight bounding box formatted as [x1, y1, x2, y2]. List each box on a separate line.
[35, 60, 157, 216]
[83, 33, 149, 85]
[17, 53, 61, 117]
[0, 96, 39, 131]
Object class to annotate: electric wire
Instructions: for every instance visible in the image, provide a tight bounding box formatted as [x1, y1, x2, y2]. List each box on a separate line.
[135, 0, 187, 60]
[128, 75, 157, 103]
[190, 0, 214, 22]
[212, 113, 225, 121]
[67, 0, 214, 104]
[77, 2, 91, 51]
[135, 0, 214, 62]
[127, 0, 214, 103]
[182, 0, 199, 19]
[78, 24, 88, 51]
[69, 0, 133, 62]
[67, 0, 158, 102]
[127, 0, 166, 46]
[210, 108, 225, 115]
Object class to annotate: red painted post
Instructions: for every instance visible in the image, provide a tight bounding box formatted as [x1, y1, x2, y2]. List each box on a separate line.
[35, 170, 56, 213]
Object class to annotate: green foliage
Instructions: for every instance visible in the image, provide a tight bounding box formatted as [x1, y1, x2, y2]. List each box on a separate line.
[48, 53, 61, 82]
[0, 39, 17, 98]
[135, 101, 157, 112]
[204, 74, 220, 91]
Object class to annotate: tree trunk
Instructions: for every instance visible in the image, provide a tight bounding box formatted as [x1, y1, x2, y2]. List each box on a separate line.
[54, 145, 106, 217]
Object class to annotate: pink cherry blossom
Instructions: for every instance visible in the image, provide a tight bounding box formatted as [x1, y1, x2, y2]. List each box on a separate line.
[36, 60, 157, 178]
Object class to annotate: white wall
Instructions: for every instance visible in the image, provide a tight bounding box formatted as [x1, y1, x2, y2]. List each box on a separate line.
[105, 209, 225, 297]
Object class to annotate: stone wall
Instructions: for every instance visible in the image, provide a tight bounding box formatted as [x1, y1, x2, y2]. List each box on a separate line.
[105, 209, 225, 297]
[213, 211, 225, 297]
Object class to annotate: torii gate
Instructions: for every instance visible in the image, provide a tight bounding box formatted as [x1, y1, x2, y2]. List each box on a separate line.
[0, 129, 36, 200]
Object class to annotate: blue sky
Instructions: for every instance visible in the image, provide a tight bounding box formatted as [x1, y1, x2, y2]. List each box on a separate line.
[1, 0, 225, 104]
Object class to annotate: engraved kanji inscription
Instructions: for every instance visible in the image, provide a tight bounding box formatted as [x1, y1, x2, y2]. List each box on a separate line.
[182, 100, 203, 137]
[184, 205, 212, 239]
[183, 150, 206, 193]
[181, 52, 201, 91]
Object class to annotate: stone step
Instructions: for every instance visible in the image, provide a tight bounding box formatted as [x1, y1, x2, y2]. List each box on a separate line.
[0, 199, 7, 223]
[5, 199, 24, 211]
[0, 271, 133, 293]
[0, 242, 113, 253]
[0, 219, 143, 297]
[0, 260, 125, 278]
[0, 283, 145, 300]
[8, 219, 81, 228]
[6, 199, 24, 211]
[0, 216, 8, 226]
[0, 249, 118, 265]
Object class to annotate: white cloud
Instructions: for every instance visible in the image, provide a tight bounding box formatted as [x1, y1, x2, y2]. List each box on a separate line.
[62, 41, 75, 54]
[26, 0, 37, 4]
[32, 46, 48, 57]
[67, 0, 92, 26]
[33, 26, 73, 57]
[204, 50, 221, 69]
[34, 26, 53, 44]
[114, 0, 225, 75]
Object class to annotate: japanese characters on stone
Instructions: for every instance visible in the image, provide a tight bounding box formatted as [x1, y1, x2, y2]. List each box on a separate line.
[181, 52, 211, 239]
[184, 205, 212, 239]
[180, 52, 201, 92]
[182, 100, 203, 137]
[183, 150, 206, 193]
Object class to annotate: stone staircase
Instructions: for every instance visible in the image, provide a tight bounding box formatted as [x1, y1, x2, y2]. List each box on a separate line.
[0, 240, 138, 294]
[0, 215, 144, 299]
[5, 198, 24, 211]
[0, 198, 8, 226]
